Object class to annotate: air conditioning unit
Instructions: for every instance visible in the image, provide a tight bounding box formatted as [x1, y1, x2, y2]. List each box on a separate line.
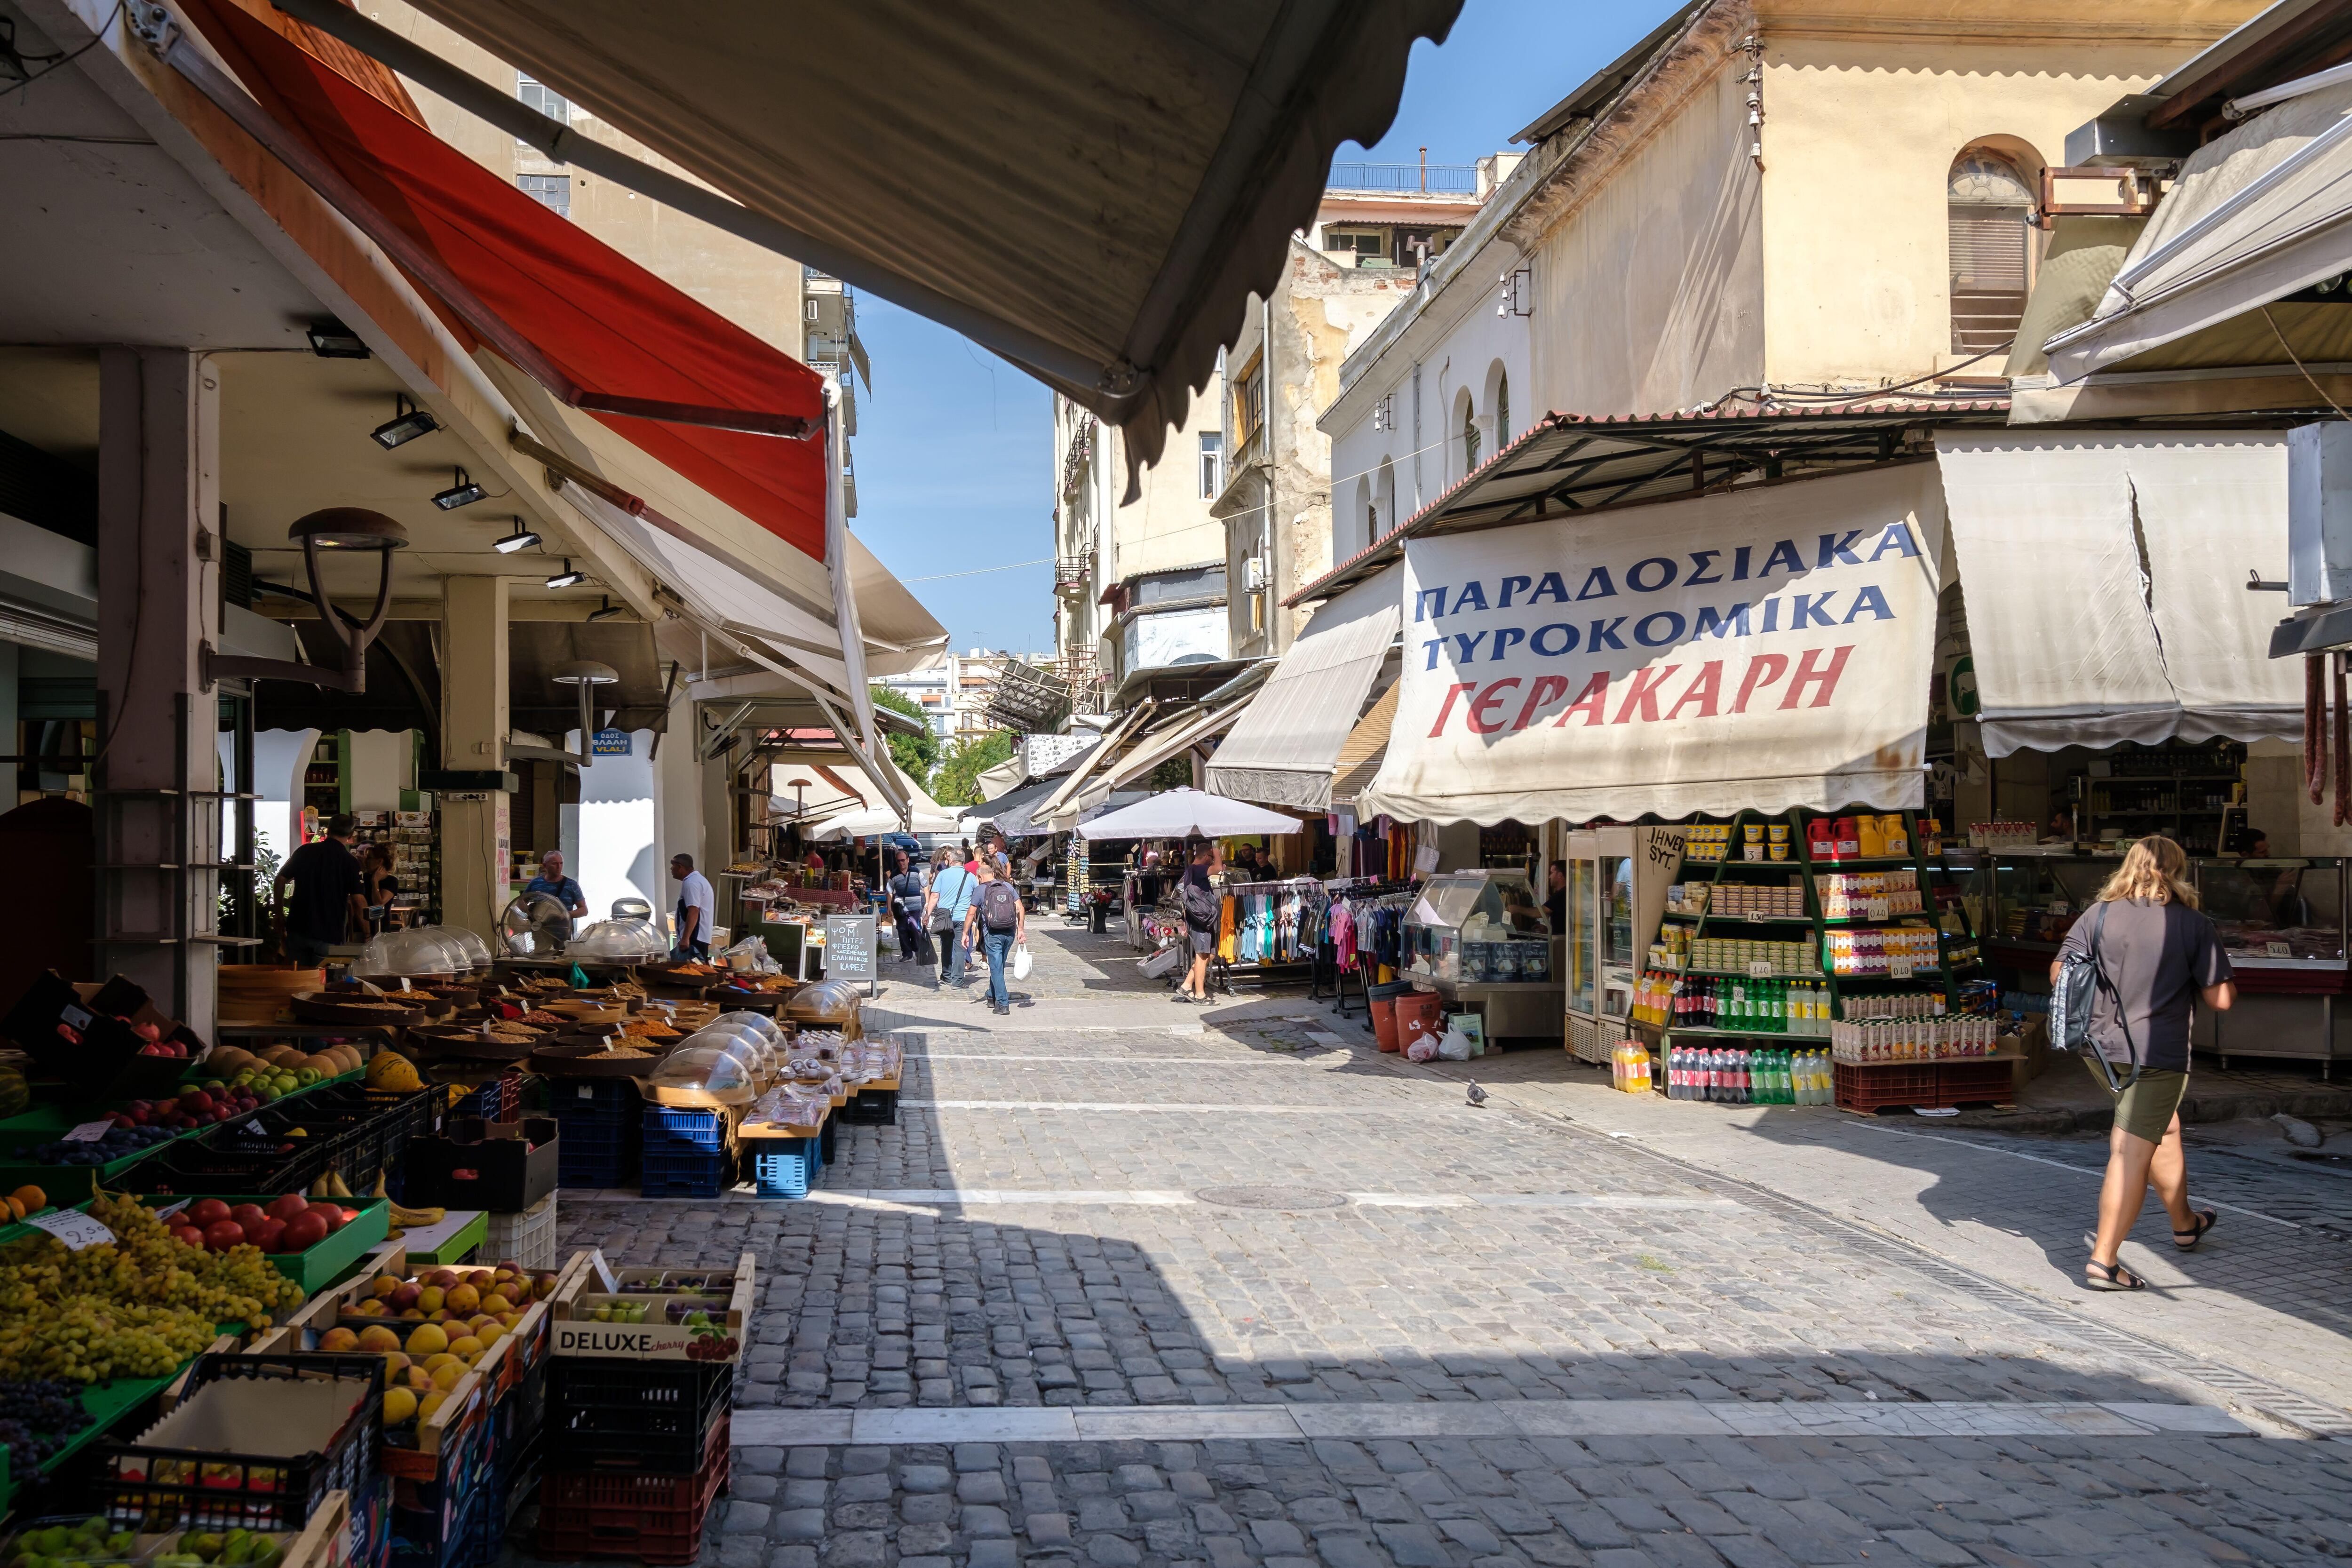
[1245, 557, 1266, 593]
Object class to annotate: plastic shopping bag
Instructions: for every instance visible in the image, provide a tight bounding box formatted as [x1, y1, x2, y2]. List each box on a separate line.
[1405, 1034, 1438, 1062]
[1139, 945, 1183, 979]
[1011, 943, 1033, 981]
[1437, 1027, 1473, 1062]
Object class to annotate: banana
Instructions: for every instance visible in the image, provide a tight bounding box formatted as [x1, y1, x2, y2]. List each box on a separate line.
[327, 1171, 352, 1199]
[388, 1202, 445, 1226]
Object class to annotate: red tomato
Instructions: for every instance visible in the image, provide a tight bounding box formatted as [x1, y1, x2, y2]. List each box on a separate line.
[202, 1220, 245, 1251]
[266, 1194, 311, 1222]
[278, 1213, 328, 1252]
[307, 1202, 347, 1234]
[189, 1199, 231, 1227]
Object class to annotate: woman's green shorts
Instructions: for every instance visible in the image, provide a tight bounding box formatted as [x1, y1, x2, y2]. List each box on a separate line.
[2086, 1057, 2188, 1143]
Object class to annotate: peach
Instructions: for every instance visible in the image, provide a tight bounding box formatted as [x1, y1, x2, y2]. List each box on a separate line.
[317, 1327, 359, 1353]
[357, 1325, 401, 1354]
[446, 1284, 480, 1313]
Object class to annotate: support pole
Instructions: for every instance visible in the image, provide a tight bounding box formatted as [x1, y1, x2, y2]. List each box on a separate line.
[439, 576, 511, 939]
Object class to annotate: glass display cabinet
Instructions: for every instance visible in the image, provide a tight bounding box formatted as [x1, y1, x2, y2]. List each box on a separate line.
[1404, 868, 1559, 1040]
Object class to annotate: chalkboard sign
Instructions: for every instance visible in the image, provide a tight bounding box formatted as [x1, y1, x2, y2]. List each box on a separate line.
[823, 913, 877, 994]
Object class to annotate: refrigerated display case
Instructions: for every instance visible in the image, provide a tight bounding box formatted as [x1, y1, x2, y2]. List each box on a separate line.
[1402, 868, 1559, 1040]
[1566, 858, 1596, 1016]
[1562, 825, 1684, 1064]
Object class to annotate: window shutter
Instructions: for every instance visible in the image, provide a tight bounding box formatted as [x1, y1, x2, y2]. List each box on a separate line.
[1948, 207, 2027, 290]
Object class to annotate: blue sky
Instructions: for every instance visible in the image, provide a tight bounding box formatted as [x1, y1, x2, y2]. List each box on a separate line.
[851, 0, 1684, 655]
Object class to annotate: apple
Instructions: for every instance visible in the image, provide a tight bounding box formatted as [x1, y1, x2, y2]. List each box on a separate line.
[180, 1090, 215, 1116]
[229, 1204, 269, 1232]
[248, 1218, 287, 1252]
[169, 1224, 207, 1249]
[202, 1219, 245, 1251]
[309, 1202, 347, 1234]
[189, 1198, 231, 1228]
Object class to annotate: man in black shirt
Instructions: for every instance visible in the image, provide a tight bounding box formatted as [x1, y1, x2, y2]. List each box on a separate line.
[275, 813, 369, 966]
[1545, 860, 1567, 932]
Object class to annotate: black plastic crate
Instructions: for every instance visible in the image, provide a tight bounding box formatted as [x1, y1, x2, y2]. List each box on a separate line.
[101, 1353, 384, 1533]
[551, 1080, 640, 1123]
[840, 1088, 897, 1125]
[545, 1359, 731, 1473]
[117, 1123, 340, 1197]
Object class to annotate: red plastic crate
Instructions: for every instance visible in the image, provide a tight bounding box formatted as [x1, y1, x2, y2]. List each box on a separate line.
[1834, 1061, 1941, 1111]
[533, 1412, 729, 1565]
[1938, 1059, 2012, 1104]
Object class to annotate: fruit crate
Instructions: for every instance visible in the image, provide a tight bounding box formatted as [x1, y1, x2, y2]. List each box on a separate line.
[554, 1120, 637, 1190]
[449, 1074, 527, 1127]
[100, 1353, 383, 1534]
[840, 1087, 897, 1125]
[386, 1393, 494, 1568]
[143, 1194, 392, 1293]
[481, 1194, 558, 1271]
[641, 1106, 725, 1152]
[113, 1128, 340, 1200]
[750, 1140, 820, 1200]
[637, 1145, 730, 1199]
[1833, 1062, 1945, 1112]
[534, 1411, 729, 1566]
[542, 1360, 731, 1473]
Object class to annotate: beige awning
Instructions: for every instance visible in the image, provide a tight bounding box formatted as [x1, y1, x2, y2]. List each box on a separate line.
[1206, 566, 1399, 811]
[1330, 682, 1398, 810]
[1053, 702, 1249, 828]
[2046, 80, 2352, 381]
[284, 0, 1463, 481]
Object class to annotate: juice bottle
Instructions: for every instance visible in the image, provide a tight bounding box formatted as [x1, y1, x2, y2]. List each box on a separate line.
[1630, 1044, 1652, 1094]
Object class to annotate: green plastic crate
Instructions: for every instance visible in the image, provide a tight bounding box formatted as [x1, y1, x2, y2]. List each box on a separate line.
[144, 1195, 392, 1293]
[400, 1209, 487, 1267]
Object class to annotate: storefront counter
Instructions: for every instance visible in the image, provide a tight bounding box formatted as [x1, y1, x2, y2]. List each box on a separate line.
[1404, 869, 1561, 1040]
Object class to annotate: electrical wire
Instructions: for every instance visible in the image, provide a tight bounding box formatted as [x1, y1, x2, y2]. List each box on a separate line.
[2262, 303, 2352, 422]
[1696, 339, 2020, 411]
[900, 557, 1053, 583]
[0, 4, 120, 103]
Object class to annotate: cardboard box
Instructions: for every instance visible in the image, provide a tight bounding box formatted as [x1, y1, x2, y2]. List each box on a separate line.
[400, 1116, 558, 1211]
[2, 971, 207, 1098]
[549, 1250, 752, 1363]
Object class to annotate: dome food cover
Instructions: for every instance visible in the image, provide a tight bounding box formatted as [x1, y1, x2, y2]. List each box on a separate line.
[688, 1015, 782, 1077]
[649, 1040, 761, 1104]
[569, 917, 667, 962]
[440, 925, 496, 973]
[784, 979, 863, 1024]
[354, 925, 468, 979]
[500, 889, 574, 956]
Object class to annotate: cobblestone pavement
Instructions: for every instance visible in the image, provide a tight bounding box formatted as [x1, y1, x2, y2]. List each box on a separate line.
[537, 923, 2352, 1567]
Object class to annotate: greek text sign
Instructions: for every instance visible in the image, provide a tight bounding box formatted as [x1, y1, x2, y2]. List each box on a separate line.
[1363, 464, 1945, 825]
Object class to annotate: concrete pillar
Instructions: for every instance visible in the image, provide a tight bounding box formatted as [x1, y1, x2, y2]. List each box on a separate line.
[439, 575, 510, 939]
[96, 348, 222, 1027]
[656, 691, 701, 945]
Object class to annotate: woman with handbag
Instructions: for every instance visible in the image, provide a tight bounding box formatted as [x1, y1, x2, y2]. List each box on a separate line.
[924, 847, 978, 989]
[2051, 836, 2235, 1291]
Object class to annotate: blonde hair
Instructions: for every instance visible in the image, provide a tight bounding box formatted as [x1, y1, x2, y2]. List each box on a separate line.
[2095, 836, 2200, 909]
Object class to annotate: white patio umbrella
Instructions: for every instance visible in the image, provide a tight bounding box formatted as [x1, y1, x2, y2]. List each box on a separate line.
[1074, 788, 1301, 841]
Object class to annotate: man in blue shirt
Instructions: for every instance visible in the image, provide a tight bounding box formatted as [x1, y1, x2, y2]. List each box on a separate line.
[522, 850, 588, 938]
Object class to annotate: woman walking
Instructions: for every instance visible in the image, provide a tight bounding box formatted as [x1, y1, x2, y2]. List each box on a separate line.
[2052, 836, 2234, 1291]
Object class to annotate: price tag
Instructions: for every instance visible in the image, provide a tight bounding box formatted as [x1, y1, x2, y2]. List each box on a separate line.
[30, 1210, 116, 1250]
[63, 1119, 113, 1143]
[1867, 898, 1891, 921]
[590, 1252, 620, 1294]
[1889, 958, 1914, 979]
[152, 1200, 189, 1222]
[577, 1083, 596, 1099]
[1748, 960, 1773, 978]
[2266, 940, 2293, 957]
[60, 1003, 92, 1031]
[396, 978, 412, 992]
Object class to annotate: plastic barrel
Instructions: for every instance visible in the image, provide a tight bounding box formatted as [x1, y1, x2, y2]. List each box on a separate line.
[1395, 989, 1445, 1054]
[1367, 980, 1412, 1053]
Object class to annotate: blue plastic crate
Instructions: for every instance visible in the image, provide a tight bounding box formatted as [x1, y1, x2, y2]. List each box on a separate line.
[641, 1145, 731, 1198]
[643, 1106, 726, 1151]
[752, 1140, 818, 1198]
[551, 1079, 641, 1122]
[553, 1116, 638, 1155]
[558, 1142, 639, 1187]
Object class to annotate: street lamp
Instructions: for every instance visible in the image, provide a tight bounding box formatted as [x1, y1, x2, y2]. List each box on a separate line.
[205, 508, 408, 693]
[552, 659, 620, 769]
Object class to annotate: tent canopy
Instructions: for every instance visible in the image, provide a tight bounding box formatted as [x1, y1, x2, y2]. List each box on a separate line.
[1934, 430, 2303, 757]
[1076, 788, 1300, 842]
[1207, 566, 1400, 811]
[290, 0, 1462, 484]
[180, 0, 831, 557]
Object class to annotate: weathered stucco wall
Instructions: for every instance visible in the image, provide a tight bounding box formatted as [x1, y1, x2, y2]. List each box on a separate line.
[1523, 11, 1764, 419]
[1754, 0, 2255, 388]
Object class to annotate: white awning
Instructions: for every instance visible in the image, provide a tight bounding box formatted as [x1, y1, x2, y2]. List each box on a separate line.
[1330, 682, 1398, 809]
[1935, 431, 2302, 756]
[2045, 80, 2352, 381]
[1206, 566, 1400, 810]
[1362, 462, 1948, 826]
[1050, 703, 1249, 829]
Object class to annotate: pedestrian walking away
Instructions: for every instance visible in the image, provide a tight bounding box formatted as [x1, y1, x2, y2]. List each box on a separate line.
[964, 857, 1027, 1014]
[669, 853, 715, 959]
[926, 847, 979, 988]
[2051, 835, 2234, 1292]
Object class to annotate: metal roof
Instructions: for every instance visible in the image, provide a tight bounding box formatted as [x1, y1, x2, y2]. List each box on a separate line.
[1288, 399, 2011, 607]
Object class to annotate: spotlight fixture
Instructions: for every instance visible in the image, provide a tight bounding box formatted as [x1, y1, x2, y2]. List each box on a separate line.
[545, 559, 587, 590]
[432, 466, 486, 510]
[305, 318, 371, 359]
[492, 517, 541, 554]
[552, 659, 622, 769]
[586, 595, 627, 622]
[369, 394, 438, 450]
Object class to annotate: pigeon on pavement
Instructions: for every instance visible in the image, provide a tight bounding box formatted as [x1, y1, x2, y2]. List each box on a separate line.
[1466, 1082, 1489, 1107]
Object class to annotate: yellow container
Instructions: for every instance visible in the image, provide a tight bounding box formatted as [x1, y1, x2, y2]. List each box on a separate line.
[1857, 815, 1887, 857]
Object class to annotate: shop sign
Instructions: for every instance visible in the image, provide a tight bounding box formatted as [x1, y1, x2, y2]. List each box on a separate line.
[1365, 465, 1946, 825]
[592, 728, 632, 756]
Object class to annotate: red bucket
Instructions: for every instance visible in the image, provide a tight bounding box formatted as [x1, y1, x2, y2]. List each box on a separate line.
[1395, 990, 1444, 1053]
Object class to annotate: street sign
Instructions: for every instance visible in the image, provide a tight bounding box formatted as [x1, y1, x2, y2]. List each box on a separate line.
[592, 728, 632, 756]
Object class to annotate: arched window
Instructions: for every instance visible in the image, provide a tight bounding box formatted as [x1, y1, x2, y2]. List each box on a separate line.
[1376, 457, 1397, 537]
[1354, 476, 1375, 556]
[1494, 371, 1511, 448]
[1948, 151, 2036, 354]
[1461, 395, 1481, 474]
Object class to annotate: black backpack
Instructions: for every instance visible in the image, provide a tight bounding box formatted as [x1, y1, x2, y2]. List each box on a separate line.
[980, 879, 1023, 932]
[2051, 901, 2128, 1090]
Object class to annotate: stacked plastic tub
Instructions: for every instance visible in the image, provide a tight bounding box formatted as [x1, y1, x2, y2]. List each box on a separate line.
[638, 1013, 784, 1198]
[552, 1079, 640, 1189]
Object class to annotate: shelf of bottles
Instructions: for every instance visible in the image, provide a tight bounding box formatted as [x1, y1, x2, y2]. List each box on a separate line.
[1628, 807, 1978, 1106]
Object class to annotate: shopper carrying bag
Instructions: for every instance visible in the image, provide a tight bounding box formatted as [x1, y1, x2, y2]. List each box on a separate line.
[925, 847, 978, 988]
[885, 849, 935, 969]
[2050, 836, 2235, 1291]
[964, 859, 1027, 1015]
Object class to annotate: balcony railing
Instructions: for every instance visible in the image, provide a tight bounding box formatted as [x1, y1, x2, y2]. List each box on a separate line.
[1054, 553, 1093, 595]
[1327, 160, 1477, 195]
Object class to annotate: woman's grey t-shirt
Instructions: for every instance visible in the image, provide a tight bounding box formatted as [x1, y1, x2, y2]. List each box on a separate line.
[2054, 897, 2232, 1070]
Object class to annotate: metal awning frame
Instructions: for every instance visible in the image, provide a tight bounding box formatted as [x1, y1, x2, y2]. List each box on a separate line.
[1289, 402, 2013, 606]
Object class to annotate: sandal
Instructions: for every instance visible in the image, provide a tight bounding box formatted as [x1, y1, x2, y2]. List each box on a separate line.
[2084, 1259, 2147, 1291]
[2173, 1209, 2218, 1251]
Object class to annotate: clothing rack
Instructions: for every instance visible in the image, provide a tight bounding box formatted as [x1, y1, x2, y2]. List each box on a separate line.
[1195, 876, 1329, 996]
[1323, 881, 1416, 1016]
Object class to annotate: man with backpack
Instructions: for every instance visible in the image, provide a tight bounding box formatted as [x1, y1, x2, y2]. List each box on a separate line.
[885, 849, 934, 969]
[963, 858, 1027, 1015]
